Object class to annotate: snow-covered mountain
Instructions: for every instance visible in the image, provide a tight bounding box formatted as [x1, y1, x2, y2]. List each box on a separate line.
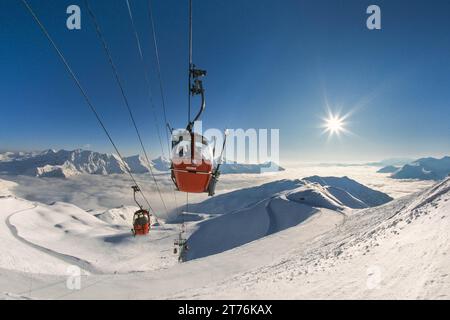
[366, 157, 415, 167]
[0, 176, 449, 299]
[0, 149, 286, 177]
[151, 156, 171, 171]
[122, 155, 151, 174]
[391, 156, 450, 181]
[181, 176, 450, 299]
[0, 149, 129, 178]
[303, 175, 393, 207]
[377, 165, 400, 173]
[185, 176, 392, 217]
[184, 176, 392, 259]
[0, 149, 170, 178]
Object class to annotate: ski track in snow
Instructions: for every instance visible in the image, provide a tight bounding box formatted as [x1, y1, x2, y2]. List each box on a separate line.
[0, 196, 344, 299]
[36, 208, 344, 300]
[5, 202, 103, 275]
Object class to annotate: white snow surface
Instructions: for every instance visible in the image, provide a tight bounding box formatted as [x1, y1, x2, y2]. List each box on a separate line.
[174, 177, 450, 299]
[0, 175, 449, 299]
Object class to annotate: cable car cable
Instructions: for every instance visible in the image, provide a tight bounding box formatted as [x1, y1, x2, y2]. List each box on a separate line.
[84, 0, 168, 218]
[124, 0, 165, 157]
[145, 0, 183, 216]
[124, 0, 181, 218]
[188, 0, 193, 125]
[147, 0, 173, 157]
[20, 0, 154, 215]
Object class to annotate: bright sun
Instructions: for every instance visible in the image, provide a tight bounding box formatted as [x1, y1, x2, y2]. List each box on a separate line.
[325, 115, 344, 134]
[322, 112, 348, 137]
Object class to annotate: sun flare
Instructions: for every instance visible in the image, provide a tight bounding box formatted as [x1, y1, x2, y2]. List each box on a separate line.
[321, 112, 349, 138]
[325, 115, 344, 134]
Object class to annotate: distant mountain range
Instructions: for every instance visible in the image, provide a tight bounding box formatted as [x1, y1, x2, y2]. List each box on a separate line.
[366, 158, 415, 167]
[0, 149, 284, 178]
[390, 157, 450, 181]
[376, 165, 400, 173]
[0, 149, 169, 178]
[220, 161, 285, 174]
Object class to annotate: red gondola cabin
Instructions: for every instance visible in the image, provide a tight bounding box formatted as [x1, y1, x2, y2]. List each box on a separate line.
[171, 129, 220, 195]
[132, 209, 150, 236]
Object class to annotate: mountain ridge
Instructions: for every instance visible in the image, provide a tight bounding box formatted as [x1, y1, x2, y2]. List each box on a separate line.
[391, 156, 450, 181]
[0, 149, 285, 177]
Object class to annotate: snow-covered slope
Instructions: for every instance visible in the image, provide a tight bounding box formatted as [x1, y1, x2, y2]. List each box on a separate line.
[304, 175, 393, 207]
[287, 183, 368, 209]
[94, 206, 138, 226]
[0, 177, 449, 299]
[172, 177, 450, 299]
[0, 175, 388, 270]
[186, 176, 391, 216]
[0, 179, 17, 197]
[184, 177, 391, 260]
[0, 196, 74, 275]
[186, 195, 327, 260]
[185, 179, 304, 215]
[0, 192, 177, 275]
[392, 156, 450, 181]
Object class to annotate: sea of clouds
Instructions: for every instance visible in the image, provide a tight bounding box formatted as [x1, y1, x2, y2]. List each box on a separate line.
[0, 164, 434, 219]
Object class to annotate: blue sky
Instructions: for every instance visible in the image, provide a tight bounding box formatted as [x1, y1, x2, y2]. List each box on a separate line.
[1, 0, 449, 162]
